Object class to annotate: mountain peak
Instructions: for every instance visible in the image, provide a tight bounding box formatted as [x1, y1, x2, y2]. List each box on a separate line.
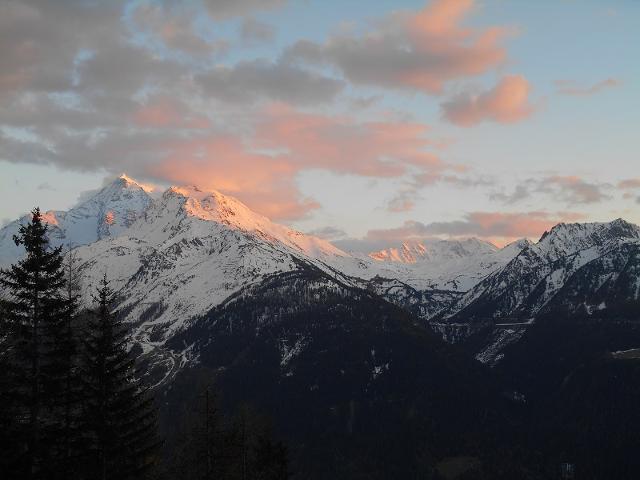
[156, 183, 347, 259]
[533, 218, 640, 261]
[115, 173, 155, 193]
[542, 218, 639, 240]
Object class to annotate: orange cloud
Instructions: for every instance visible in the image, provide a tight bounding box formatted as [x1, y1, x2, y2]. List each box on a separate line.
[441, 75, 533, 126]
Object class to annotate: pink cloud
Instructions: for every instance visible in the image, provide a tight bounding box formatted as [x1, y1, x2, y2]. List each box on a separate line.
[441, 75, 534, 127]
[285, 0, 511, 94]
[150, 134, 318, 220]
[256, 104, 446, 177]
[148, 105, 452, 221]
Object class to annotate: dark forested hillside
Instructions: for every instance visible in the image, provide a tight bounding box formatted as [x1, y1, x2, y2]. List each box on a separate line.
[491, 313, 640, 479]
[157, 267, 542, 479]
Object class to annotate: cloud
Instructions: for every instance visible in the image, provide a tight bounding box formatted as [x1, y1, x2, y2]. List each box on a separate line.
[132, 96, 210, 129]
[132, 3, 228, 55]
[0, 0, 520, 227]
[441, 75, 533, 126]
[0, 0, 126, 95]
[240, 17, 276, 44]
[284, 0, 511, 94]
[489, 184, 530, 203]
[196, 60, 344, 105]
[381, 171, 493, 214]
[0, 0, 360, 218]
[255, 104, 450, 178]
[338, 211, 585, 251]
[387, 192, 416, 213]
[619, 179, 640, 203]
[555, 78, 621, 96]
[75, 43, 185, 97]
[618, 178, 640, 190]
[350, 95, 383, 110]
[8, 100, 448, 221]
[37, 182, 55, 191]
[490, 176, 611, 206]
[541, 176, 611, 204]
[306, 226, 347, 240]
[147, 105, 453, 220]
[203, 0, 286, 20]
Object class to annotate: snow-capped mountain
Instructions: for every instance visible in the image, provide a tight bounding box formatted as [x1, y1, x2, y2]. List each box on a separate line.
[2, 174, 640, 374]
[0, 174, 153, 266]
[369, 238, 497, 264]
[69, 183, 354, 349]
[426, 219, 640, 365]
[366, 238, 530, 292]
[445, 219, 640, 322]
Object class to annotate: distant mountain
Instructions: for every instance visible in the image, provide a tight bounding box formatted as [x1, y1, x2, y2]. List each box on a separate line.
[367, 238, 530, 291]
[369, 238, 498, 264]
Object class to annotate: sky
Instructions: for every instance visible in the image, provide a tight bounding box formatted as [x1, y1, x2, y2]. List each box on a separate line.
[0, 0, 639, 251]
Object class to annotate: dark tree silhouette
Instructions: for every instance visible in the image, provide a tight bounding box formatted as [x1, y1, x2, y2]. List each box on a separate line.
[0, 207, 75, 479]
[80, 274, 160, 480]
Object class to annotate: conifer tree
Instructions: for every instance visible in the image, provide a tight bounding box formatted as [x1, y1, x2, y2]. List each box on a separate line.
[0, 207, 74, 479]
[80, 274, 159, 480]
[57, 246, 83, 475]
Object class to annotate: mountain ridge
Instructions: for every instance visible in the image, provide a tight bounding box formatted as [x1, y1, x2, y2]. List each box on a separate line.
[2, 174, 640, 373]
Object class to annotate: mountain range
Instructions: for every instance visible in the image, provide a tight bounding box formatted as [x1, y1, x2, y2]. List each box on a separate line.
[2, 174, 639, 478]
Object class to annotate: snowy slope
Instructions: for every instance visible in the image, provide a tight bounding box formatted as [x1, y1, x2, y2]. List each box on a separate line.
[70, 183, 356, 349]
